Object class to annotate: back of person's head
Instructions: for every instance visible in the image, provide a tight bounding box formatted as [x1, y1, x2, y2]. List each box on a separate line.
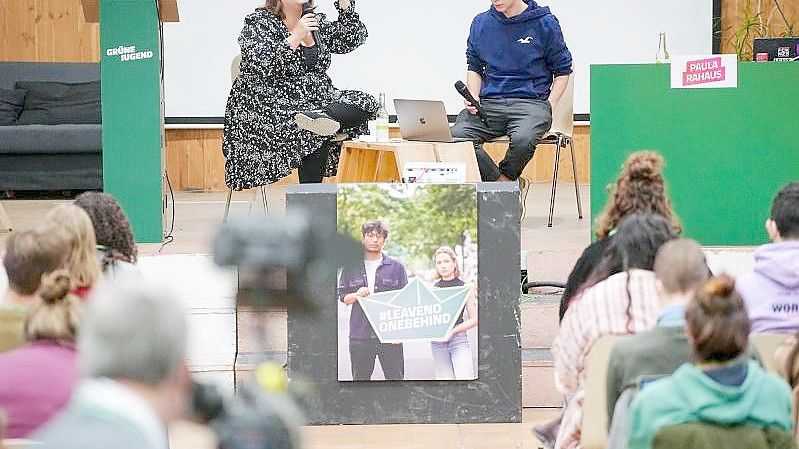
[686, 275, 750, 363]
[3, 229, 69, 296]
[769, 182, 799, 241]
[654, 239, 709, 296]
[74, 192, 138, 268]
[595, 151, 681, 239]
[79, 281, 187, 386]
[23, 270, 81, 343]
[44, 204, 101, 289]
[585, 213, 678, 289]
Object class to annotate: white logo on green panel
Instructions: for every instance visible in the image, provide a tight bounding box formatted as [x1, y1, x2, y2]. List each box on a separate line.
[106, 45, 154, 62]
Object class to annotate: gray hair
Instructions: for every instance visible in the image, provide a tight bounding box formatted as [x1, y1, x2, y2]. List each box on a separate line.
[79, 281, 187, 385]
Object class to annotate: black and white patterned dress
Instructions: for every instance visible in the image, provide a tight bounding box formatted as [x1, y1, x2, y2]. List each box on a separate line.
[223, 2, 378, 190]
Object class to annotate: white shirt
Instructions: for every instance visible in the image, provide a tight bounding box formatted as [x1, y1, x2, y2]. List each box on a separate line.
[72, 378, 169, 449]
[363, 257, 382, 294]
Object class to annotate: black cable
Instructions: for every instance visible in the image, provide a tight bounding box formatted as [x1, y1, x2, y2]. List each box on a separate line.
[155, 0, 176, 251]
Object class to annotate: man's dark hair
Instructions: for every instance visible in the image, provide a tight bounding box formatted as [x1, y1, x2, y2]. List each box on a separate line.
[361, 220, 389, 238]
[771, 182, 799, 239]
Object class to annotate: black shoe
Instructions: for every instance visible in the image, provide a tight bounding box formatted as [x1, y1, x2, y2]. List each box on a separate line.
[295, 111, 341, 136]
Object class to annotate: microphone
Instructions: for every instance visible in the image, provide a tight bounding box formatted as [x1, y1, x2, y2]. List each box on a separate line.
[454, 81, 487, 123]
[302, 2, 322, 48]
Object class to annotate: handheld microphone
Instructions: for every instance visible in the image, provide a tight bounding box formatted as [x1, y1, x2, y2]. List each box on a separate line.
[302, 2, 322, 48]
[455, 80, 488, 123]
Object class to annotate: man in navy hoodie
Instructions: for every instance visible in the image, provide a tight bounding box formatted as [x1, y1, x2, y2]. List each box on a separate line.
[452, 0, 573, 211]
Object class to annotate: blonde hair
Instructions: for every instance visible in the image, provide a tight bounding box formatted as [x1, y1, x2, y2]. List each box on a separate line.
[24, 270, 81, 343]
[3, 229, 69, 295]
[433, 246, 461, 280]
[44, 204, 101, 290]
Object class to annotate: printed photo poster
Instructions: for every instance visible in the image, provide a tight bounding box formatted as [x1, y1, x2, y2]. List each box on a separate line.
[336, 184, 478, 381]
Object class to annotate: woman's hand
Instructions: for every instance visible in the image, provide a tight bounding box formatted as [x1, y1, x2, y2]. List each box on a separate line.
[292, 13, 320, 40]
[338, 0, 352, 10]
[286, 13, 320, 49]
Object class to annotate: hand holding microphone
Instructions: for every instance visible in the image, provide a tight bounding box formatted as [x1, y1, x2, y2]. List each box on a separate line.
[455, 81, 488, 124]
[301, 2, 322, 47]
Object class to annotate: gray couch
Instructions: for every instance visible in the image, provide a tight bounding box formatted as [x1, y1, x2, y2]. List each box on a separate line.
[0, 62, 102, 191]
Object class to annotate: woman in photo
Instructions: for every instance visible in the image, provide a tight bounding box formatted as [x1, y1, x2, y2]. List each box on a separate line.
[223, 0, 378, 188]
[430, 246, 477, 380]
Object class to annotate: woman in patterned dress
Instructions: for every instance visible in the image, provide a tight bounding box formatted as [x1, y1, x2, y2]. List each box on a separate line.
[223, 0, 378, 188]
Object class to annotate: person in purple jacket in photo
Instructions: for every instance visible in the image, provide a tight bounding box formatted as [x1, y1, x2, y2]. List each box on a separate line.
[338, 220, 408, 380]
[737, 182, 799, 334]
[451, 0, 573, 213]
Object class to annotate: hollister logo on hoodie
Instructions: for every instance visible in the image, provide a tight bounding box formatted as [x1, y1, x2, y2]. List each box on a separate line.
[517, 36, 534, 44]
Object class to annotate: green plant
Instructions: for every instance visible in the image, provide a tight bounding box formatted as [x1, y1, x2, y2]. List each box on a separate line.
[727, 0, 796, 61]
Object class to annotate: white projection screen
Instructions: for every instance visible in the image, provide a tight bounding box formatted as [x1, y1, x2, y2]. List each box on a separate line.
[161, 0, 713, 121]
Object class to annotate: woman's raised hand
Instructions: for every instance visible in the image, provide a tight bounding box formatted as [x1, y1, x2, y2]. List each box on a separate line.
[293, 13, 320, 40]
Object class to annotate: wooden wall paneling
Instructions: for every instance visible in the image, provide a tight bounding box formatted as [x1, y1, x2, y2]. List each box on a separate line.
[1, 0, 39, 61]
[721, 0, 799, 55]
[0, 0, 99, 62]
[201, 130, 226, 191]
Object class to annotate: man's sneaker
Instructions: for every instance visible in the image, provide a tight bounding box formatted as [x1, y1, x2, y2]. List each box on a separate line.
[295, 111, 341, 136]
[518, 176, 531, 221]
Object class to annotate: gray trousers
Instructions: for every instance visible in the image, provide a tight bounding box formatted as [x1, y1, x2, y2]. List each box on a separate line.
[451, 98, 552, 181]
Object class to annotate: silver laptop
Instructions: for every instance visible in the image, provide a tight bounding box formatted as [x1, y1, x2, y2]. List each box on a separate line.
[394, 99, 471, 143]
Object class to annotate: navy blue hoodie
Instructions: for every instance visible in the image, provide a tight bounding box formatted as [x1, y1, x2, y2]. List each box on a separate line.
[467, 1, 573, 100]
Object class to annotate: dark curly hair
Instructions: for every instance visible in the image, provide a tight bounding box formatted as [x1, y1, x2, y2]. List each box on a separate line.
[595, 151, 681, 239]
[74, 192, 137, 269]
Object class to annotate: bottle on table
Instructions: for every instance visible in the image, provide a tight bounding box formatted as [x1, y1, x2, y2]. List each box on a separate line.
[656, 31, 670, 64]
[376, 93, 390, 142]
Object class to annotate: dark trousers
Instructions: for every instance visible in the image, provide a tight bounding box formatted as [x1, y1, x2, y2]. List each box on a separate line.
[298, 102, 373, 184]
[349, 338, 404, 381]
[450, 98, 552, 181]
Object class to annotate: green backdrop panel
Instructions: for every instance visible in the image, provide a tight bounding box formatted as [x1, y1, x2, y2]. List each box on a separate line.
[590, 63, 799, 246]
[100, 0, 164, 243]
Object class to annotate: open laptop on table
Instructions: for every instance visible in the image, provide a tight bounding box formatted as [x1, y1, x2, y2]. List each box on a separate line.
[394, 99, 473, 143]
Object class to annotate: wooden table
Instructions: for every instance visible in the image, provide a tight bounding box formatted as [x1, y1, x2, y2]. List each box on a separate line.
[336, 139, 481, 183]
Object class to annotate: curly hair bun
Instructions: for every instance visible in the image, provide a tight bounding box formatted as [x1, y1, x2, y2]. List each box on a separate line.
[702, 275, 735, 297]
[625, 151, 664, 182]
[38, 270, 72, 304]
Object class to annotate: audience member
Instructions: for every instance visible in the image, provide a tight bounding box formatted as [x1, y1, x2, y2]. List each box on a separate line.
[34, 281, 190, 449]
[0, 271, 81, 438]
[628, 276, 793, 449]
[775, 332, 799, 434]
[74, 192, 141, 281]
[604, 239, 708, 448]
[737, 182, 799, 334]
[551, 213, 678, 449]
[559, 151, 680, 321]
[43, 205, 101, 300]
[1, 229, 69, 353]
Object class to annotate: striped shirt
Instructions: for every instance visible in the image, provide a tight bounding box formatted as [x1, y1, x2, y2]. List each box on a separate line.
[551, 269, 662, 449]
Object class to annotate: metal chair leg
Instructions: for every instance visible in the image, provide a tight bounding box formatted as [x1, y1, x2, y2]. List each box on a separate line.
[260, 185, 269, 216]
[548, 135, 563, 227]
[223, 188, 233, 223]
[569, 138, 583, 219]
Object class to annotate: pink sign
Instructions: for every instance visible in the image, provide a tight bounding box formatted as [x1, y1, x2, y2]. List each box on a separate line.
[682, 57, 726, 86]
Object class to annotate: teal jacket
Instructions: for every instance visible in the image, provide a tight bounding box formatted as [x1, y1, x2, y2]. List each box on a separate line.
[629, 360, 793, 449]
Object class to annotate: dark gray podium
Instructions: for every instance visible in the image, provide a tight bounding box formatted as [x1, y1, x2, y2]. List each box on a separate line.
[286, 183, 521, 424]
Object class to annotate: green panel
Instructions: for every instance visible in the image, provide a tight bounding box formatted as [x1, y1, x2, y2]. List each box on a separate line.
[590, 63, 799, 246]
[100, 0, 163, 243]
